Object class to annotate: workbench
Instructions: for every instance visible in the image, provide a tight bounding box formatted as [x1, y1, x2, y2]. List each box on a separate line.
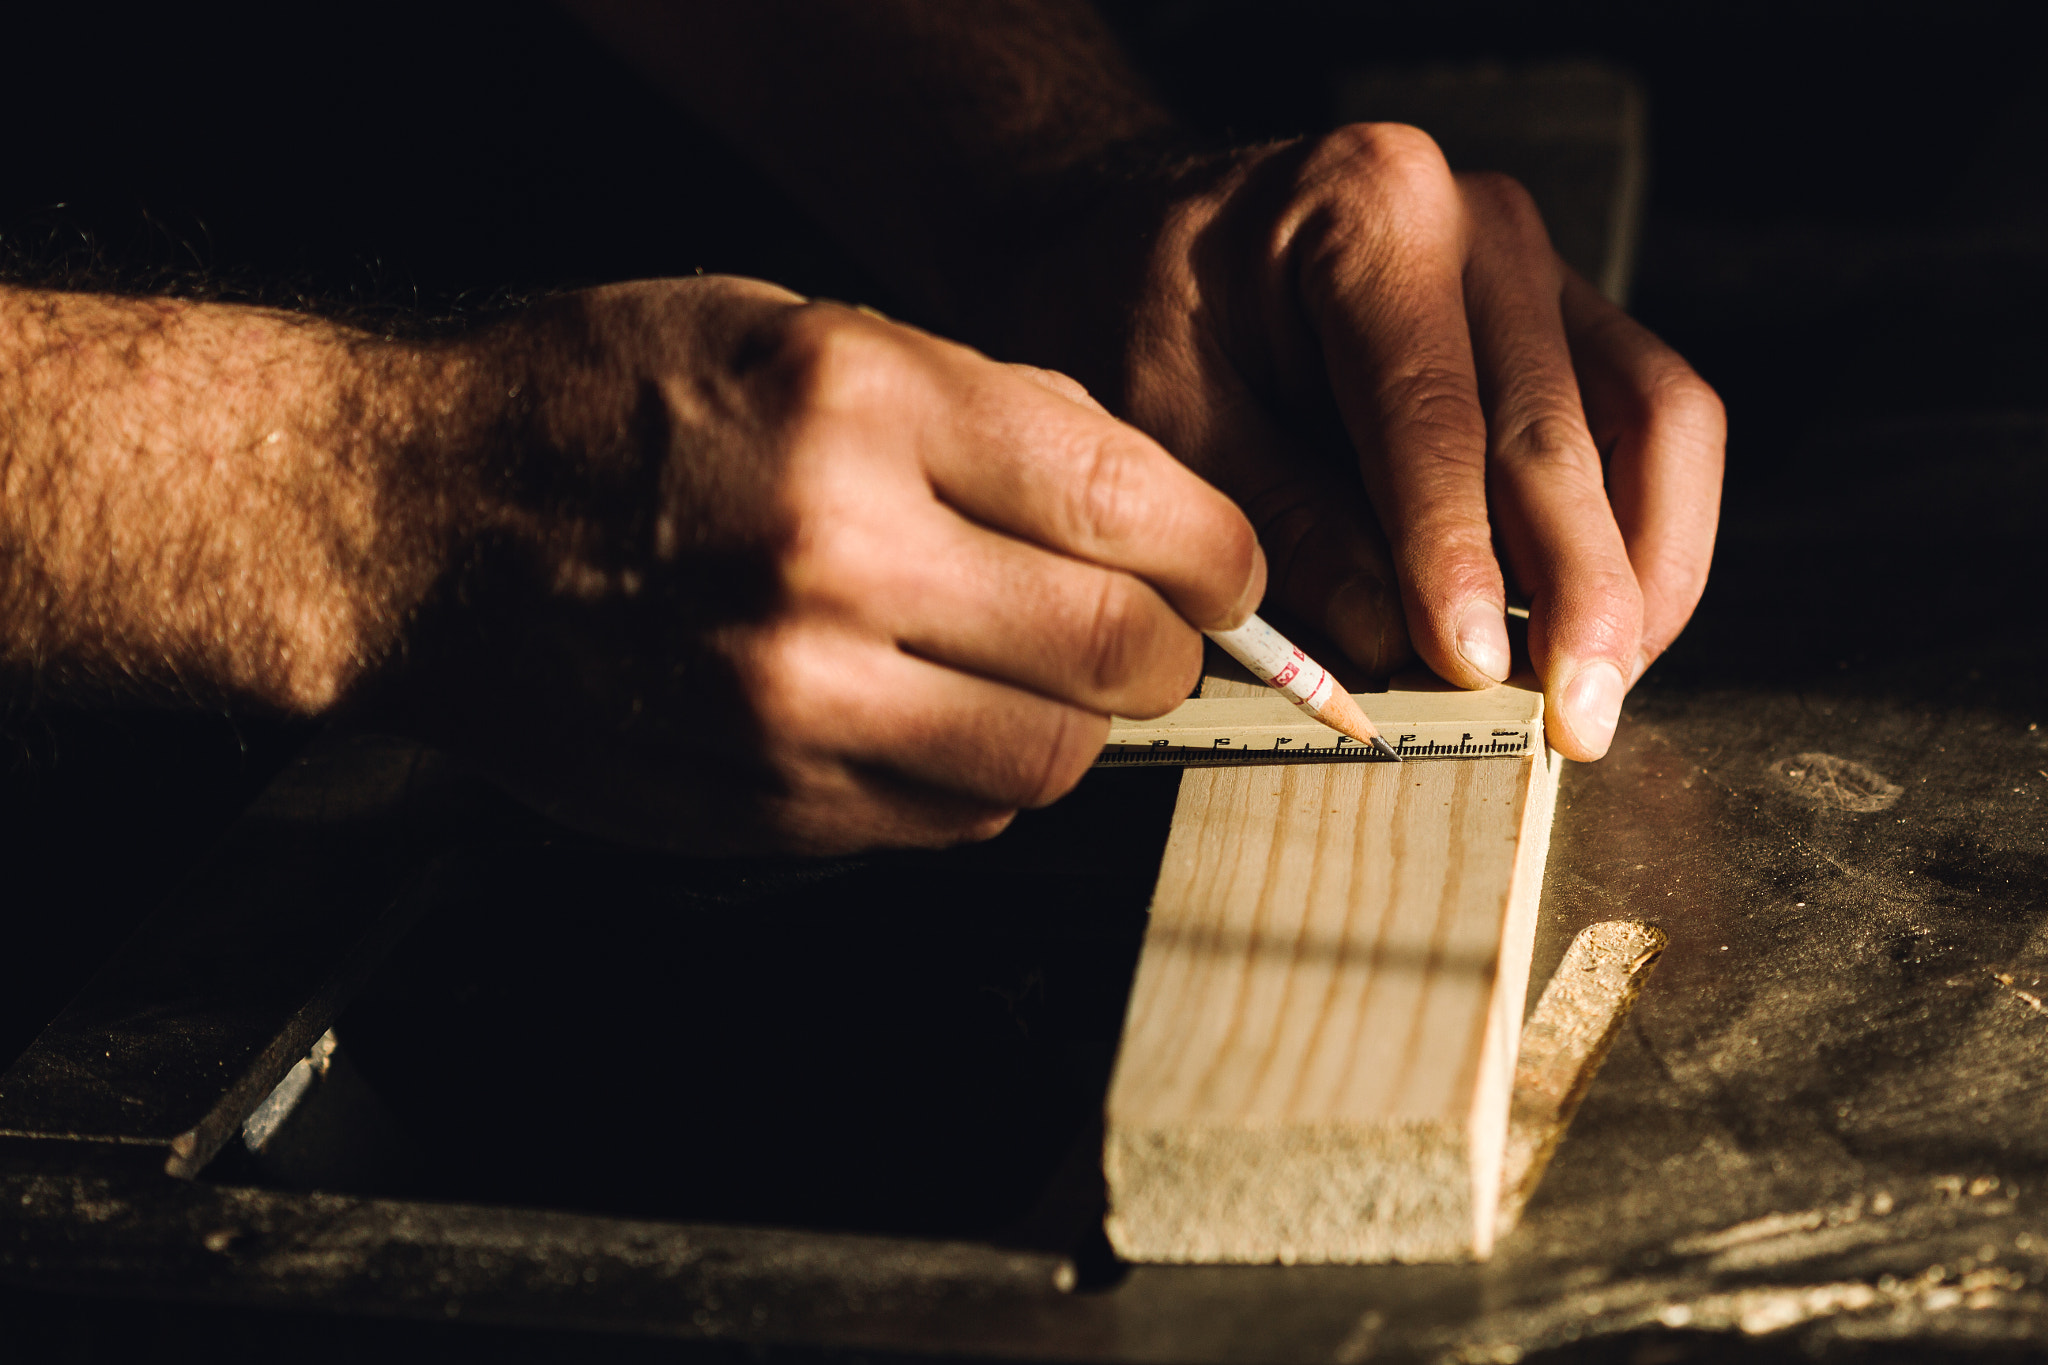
[7, 32, 2048, 1361]
[4, 401, 2046, 1363]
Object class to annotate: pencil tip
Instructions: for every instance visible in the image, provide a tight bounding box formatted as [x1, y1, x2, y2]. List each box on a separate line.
[1310, 688, 1396, 756]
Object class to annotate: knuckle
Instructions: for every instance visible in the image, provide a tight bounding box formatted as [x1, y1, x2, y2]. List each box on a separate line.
[1382, 369, 1488, 462]
[743, 646, 809, 739]
[947, 809, 1021, 846]
[1459, 170, 1546, 236]
[741, 628, 855, 744]
[1149, 627, 1207, 716]
[771, 305, 900, 417]
[1212, 511, 1262, 601]
[1064, 432, 1148, 550]
[1407, 390, 1486, 446]
[791, 516, 890, 606]
[887, 798, 1020, 852]
[1650, 367, 1728, 445]
[1296, 124, 1457, 268]
[1081, 574, 1148, 694]
[1076, 578, 1199, 715]
[1497, 410, 1600, 472]
[1021, 708, 1106, 808]
[1009, 361, 1095, 407]
[1315, 121, 1450, 187]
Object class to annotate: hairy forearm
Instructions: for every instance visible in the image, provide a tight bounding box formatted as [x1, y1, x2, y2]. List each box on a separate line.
[0, 287, 483, 712]
[563, 0, 1179, 323]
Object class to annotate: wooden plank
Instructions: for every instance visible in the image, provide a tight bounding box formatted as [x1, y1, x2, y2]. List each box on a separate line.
[1103, 673, 1561, 1264]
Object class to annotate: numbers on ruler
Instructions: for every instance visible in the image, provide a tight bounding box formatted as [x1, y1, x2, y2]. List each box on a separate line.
[1101, 725, 1534, 766]
[1388, 729, 1534, 758]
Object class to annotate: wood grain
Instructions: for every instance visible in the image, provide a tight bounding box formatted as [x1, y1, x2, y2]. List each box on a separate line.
[1103, 674, 1561, 1263]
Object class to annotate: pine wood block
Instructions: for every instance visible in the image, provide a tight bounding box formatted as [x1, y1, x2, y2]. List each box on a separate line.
[1103, 678, 1562, 1264]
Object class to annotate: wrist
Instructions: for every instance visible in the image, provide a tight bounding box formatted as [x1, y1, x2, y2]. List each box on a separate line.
[327, 327, 506, 699]
[350, 287, 680, 747]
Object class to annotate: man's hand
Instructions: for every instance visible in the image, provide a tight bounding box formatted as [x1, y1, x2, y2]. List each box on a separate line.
[0, 279, 1264, 854]
[992, 129, 1726, 760]
[573, 1, 1728, 760]
[416, 278, 1262, 851]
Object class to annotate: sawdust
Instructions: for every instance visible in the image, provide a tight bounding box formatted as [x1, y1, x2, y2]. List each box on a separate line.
[1991, 972, 2048, 1015]
[1430, 1178, 2035, 1362]
[1771, 753, 1904, 812]
[1435, 1266, 2029, 1364]
[1670, 1196, 1896, 1273]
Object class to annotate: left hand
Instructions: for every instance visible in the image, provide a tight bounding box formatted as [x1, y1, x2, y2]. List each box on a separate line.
[977, 124, 1726, 760]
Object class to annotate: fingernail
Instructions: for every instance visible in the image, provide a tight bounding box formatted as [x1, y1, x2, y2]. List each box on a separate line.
[1561, 661, 1627, 755]
[1455, 601, 1511, 683]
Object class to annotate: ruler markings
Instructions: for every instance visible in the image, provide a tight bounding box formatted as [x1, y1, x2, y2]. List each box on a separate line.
[1097, 689, 1543, 768]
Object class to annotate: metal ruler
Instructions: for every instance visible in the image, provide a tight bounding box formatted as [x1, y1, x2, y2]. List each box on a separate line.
[1097, 687, 1544, 767]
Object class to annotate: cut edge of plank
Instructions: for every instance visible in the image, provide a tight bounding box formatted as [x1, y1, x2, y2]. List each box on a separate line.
[1104, 1119, 1473, 1264]
[1462, 741, 1563, 1257]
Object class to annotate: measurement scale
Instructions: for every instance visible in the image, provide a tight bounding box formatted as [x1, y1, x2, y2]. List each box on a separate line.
[1096, 687, 1544, 768]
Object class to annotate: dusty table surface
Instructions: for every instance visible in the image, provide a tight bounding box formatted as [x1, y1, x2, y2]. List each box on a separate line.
[4, 417, 2039, 1365]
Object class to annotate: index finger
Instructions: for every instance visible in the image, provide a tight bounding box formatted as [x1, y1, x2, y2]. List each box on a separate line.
[1294, 125, 1508, 689]
[922, 348, 1268, 632]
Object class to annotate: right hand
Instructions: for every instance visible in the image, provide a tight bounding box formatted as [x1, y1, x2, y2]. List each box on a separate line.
[403, 277, 1265, 855]
[967, 128, 1724, 763]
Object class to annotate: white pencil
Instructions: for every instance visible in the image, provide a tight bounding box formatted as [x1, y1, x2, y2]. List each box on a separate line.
[1205, 613, 1400, 760]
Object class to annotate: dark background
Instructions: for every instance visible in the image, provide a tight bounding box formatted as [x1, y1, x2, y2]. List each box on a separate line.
[4, 1, 2044, 1358]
